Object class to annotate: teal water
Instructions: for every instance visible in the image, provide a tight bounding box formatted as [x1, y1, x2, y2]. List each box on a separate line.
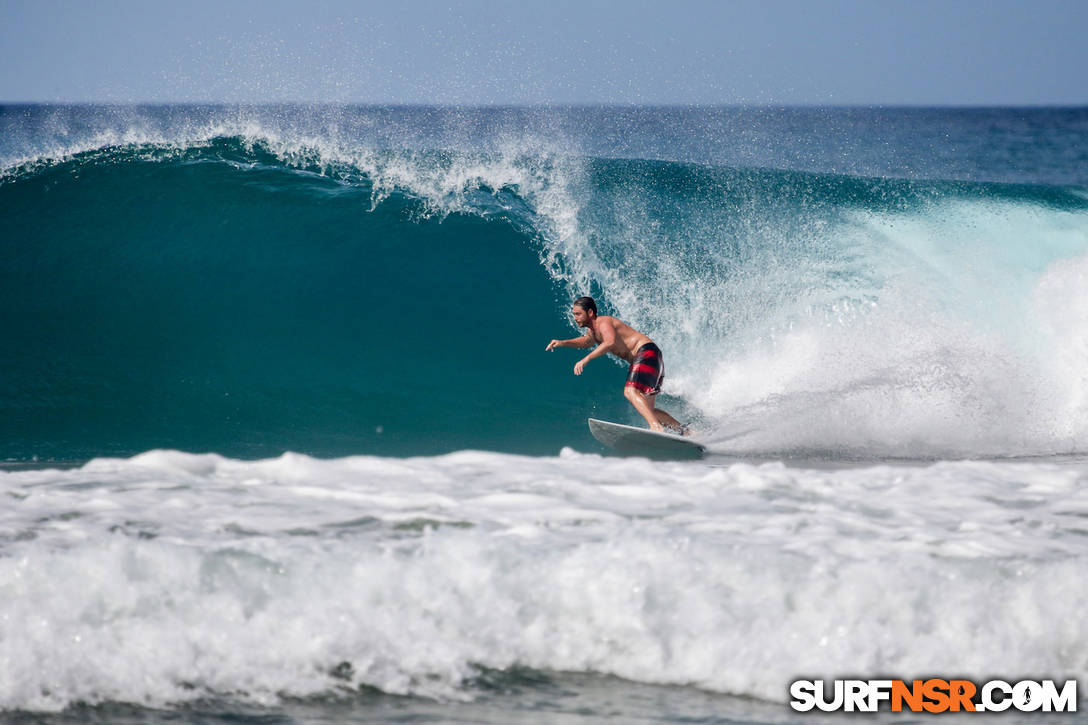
[1, 138, 628, 460]
[4, 107, 1088, 461]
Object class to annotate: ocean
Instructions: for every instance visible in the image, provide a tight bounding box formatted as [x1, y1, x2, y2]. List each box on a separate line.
[2, 104, 1088, 722]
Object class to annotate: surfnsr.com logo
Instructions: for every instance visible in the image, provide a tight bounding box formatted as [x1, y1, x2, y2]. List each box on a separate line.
[790, 679, 1077, 713]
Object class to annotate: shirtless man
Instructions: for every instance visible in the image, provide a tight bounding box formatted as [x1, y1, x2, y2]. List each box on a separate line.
[546, 296, 685, 434]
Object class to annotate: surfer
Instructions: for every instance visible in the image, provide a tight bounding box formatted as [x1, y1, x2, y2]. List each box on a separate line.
[546, 296, 686, 434]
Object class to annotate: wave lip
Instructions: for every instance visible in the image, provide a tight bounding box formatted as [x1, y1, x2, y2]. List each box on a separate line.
[6, 104, 1088, 186]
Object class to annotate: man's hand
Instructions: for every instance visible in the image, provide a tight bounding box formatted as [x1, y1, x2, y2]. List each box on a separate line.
[546, 339, 561, 352]
[574, 360, 586, 375]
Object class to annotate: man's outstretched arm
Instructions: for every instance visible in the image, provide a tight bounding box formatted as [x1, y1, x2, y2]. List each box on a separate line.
[546, 334, 594, 352]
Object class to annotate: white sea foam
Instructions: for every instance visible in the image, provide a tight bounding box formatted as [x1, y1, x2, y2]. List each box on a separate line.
[1035, 251, 1088, 434]
[3, 451, 1088, 710]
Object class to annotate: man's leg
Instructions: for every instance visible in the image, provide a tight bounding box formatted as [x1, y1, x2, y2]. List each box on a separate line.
[652, 406, 685, 432]
[625, 385, 687, 433]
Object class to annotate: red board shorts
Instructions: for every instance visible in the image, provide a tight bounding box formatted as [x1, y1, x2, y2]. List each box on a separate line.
[625, 343, 664, 395]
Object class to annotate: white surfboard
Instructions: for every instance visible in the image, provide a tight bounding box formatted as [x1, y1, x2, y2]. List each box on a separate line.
[588, 418, 706, 460]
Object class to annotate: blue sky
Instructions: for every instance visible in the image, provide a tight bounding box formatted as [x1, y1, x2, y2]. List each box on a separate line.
[2, 0, 1086, 105]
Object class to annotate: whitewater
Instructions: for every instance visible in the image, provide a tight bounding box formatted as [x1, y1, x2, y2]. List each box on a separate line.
[3, 104, 1088, 722]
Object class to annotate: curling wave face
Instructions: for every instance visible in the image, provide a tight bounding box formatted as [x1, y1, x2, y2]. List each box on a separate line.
[2, 105, 1088, 460]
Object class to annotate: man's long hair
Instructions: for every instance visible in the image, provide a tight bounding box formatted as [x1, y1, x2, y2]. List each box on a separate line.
[573, 296, 597, 316]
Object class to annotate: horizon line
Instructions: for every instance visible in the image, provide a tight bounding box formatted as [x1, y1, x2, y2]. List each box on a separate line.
[3, 100, 1087, 110]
